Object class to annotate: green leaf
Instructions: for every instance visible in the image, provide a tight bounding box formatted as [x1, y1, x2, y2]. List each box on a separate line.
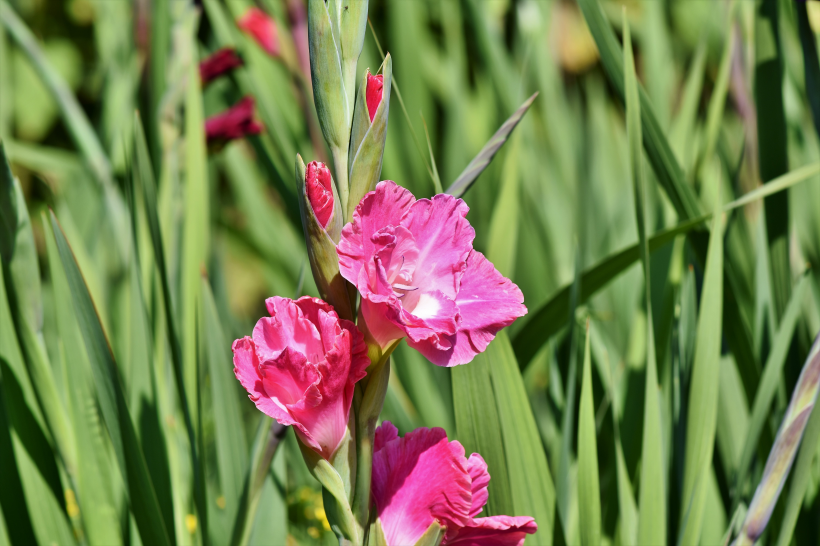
[49, 211, 171, 546]
[200, 277, 247, 533]
[43, 214, 122, 545]
[679, 189, 724, 545]
[488, 332, 556, 545]
[624, 13, 667, 543]
[735, 274, 809, 492]
[486, 132, 521, 279]
[453, 356, 514, 518]
[512, 162, 820, 367]
[445, 92, 538, 199]
[577, 324, 600, 546]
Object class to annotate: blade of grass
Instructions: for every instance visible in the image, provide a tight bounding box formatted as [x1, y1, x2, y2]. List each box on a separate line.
[797, 0, 820, 139]
[445, 92, 538, 199]
[486, 131, 521, 278]
[512, 162, 820, 367]
[201, 277, 247, 537]
[420, 113, 442, 194]
[577, 322, 600, 546]
[49, 210, 171, 545]
[43, 215, 122, 546]
[755, 0, 791, 324]
[489, 331, 556, 545]
[679, 186, 724, 545]
[734, 274, 809, 495]
[624, 14, 666, 544]
[134, 112, 201, 541]
[734, 334, 820, 545]
[669, 40, 708, 168]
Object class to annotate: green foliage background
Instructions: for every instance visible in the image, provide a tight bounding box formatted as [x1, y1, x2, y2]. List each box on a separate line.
[3, 0, 820, 544]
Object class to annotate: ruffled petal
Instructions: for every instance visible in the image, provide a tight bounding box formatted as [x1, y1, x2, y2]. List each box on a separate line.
[255, 297, 324, 364]
[400, 193, 473, 300]
[232, 337, 314, 444]
[444, 516, 538, 546]
[372, 427, 472, 546]
[338, 181, 416, 292]
[464, 453, 490, 517]
[411, 250, 526, 367]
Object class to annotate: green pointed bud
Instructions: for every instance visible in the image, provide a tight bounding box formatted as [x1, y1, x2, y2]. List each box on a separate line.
[308, 0, 352, 209]
[347, 54, 392, 220]
[336, 0, 368, 115]
[296, 154, 354, 321]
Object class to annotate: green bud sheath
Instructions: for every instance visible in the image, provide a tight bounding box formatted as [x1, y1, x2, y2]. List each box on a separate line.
[347, 54, 392, 221]
[336, 0, 368, 115]
[296, 154, 354, 321]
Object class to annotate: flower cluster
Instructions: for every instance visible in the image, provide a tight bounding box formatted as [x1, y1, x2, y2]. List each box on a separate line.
[230, 2, 536, 544]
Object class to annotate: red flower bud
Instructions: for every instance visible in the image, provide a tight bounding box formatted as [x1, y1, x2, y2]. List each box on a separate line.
[205, 97, 263, 147]
[199, 48, 243, 86]
[366, 73, 384, 123]
[306, 161, 334, 228]
[237, 8, 280, 58]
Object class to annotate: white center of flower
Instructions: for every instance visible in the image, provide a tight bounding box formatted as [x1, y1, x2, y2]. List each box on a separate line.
[411, 292, 440, 319]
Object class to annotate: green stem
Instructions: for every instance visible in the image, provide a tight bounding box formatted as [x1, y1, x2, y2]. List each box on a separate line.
[332, 145, 350, 217]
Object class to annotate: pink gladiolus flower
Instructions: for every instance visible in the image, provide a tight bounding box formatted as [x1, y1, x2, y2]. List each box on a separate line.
[199, 48, 243, 86]
[336, 181, 527, 366]
[366, 73, 384, 123]
[205, 96, 263, 146]
[232, 297, 369, 459]
[237, 7, 280, 58]
[372, 421, 537, 546]
[306, 161, 334, 229]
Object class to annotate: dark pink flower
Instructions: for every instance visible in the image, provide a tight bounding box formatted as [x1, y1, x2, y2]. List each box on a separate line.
[306, 161, 334, 229]
[372, 422, 537, 546]
[366, 73, 384, 123]
[205, 97, 263, 146]
[237, 7, 280, 58]
[232, 297, 369, 459]
[336, 181, 527, 367]
[199, 48, 243, 86]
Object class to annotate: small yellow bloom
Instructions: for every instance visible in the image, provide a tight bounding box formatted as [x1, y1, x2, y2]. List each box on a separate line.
[185, 514, 197, 535]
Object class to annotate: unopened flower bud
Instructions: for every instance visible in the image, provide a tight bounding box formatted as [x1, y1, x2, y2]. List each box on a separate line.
[238, 8, 280, 58]
[366, 73, 384, 123]
[199, 48, 243, 86]
[205, 97, 263, 149]
[295, 154, 353, 321]
[306, 161, 334, 228]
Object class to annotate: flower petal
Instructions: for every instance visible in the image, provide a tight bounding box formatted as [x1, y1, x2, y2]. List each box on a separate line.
[374, 421, 400, 452]
[338, 181, 416, 293]
[409, 250, 526, 367]
[255, 296, 324, 364]
[372, 427, 472, 546]
[400, 193, 473, 300]
[464, 453, 490, 517]
[444, 516, 537, 546]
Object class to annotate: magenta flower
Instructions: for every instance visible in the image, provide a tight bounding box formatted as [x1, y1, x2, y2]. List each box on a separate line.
[366, 72, 384, 123]
[232, 296, 369, 459]
[199, 48, 243, 86]
[306, 161, 334, 229]
[237, 7, 280, 58]
[205, 96, 263, 147]
[336, 181, 527, 366]
[372, 422, 537, 546]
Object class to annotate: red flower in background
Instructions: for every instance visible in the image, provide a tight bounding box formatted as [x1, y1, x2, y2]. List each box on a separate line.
[205, 96, 263, 147]
[199, 48, 243, 86]
[238, 7, 280, 58]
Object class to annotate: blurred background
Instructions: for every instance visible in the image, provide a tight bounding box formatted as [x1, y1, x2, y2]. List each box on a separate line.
[3, 0, 820, 544]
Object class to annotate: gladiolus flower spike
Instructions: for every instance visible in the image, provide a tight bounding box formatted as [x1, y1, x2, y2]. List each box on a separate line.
[204, 96, 263, 148]
[232, 296, 369, 460]
[371, 421, 537, 546]
[337, 181, 527, 366]
[306, 161, 334, 229]
[238, 7, 280, 58]
[199, 48, 243, 86]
